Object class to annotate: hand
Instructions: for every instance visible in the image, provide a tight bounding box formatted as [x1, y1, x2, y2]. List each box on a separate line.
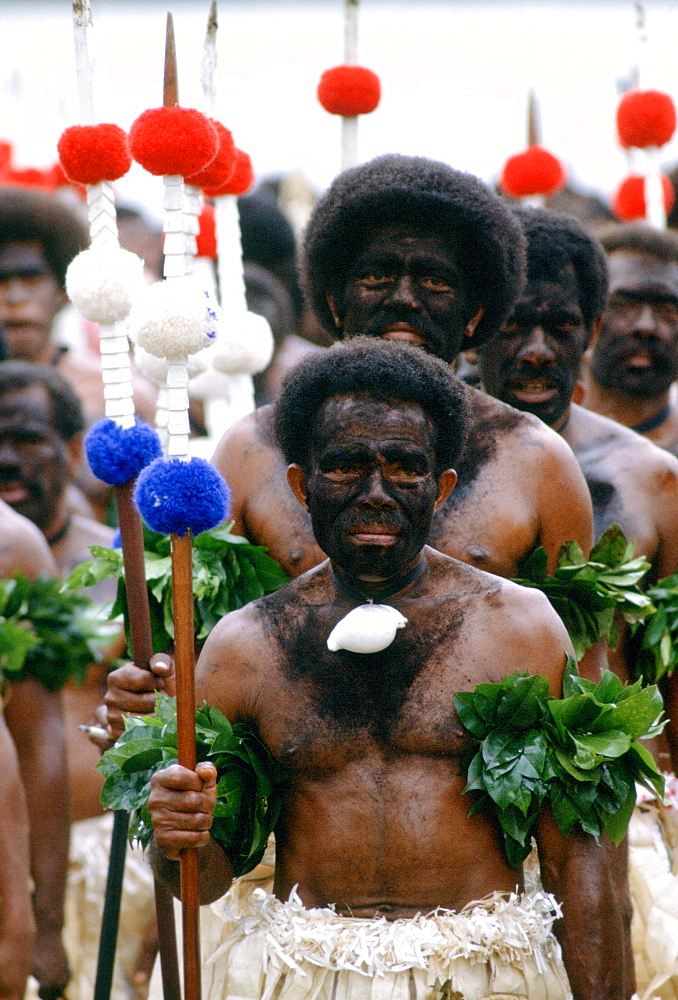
[149, 761, 218, 861]
[104, 653, 175, 740]
[32, 925, 69, 1000]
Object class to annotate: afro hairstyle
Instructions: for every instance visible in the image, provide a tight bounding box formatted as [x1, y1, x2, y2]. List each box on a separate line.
[301, 154, 526, 349]
[511, 206, 608, 334]
[274, 336, 468, 475]
[0, 187, 89, 288]
[0, 360, 85, 441]
[596, 221, 678, 264]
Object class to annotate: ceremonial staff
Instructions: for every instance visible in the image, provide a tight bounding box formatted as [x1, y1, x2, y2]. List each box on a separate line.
[62, 4, 180, 998]
[128, 14, 231, 998]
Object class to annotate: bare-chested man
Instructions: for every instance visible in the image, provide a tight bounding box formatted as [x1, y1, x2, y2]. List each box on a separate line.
[476, 208, 678, 772]
[583, 223, 678, 458]
[0, 498, 68, 999]
[0, 360, 157, 1000]
[476, 208, 678, 997]
[211, 154, 595, 584]
[135, 339, 623, 1000]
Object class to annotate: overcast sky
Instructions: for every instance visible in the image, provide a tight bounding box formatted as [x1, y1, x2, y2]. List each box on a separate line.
[2, 1, 678, 214]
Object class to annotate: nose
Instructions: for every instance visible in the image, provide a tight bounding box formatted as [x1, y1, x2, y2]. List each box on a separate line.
[1, 276, 28, 305]
[515, 326, 556, 365]
[360, 468, 396, 508]
[631, 303, 659, 337]
[385, 274, 421, 310]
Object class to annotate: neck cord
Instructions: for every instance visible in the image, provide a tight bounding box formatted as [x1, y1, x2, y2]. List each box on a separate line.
[331, 557, 425, 605]
[630, 403, 671, 435]
[46, 515, 72, 547]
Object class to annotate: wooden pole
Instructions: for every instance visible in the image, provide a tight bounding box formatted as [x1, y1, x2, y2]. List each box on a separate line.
[171, 531, 201, 1000]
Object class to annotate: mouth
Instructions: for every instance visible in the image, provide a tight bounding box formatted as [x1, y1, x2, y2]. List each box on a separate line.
[505, 377, 560, 404]
[623, 351, 654, 370]
[0, 480, 29, 504]
[349, 528, 399, 546]
[379, 324, 427, 347]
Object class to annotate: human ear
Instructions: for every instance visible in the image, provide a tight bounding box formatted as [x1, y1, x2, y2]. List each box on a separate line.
[286, 463, 309, 510]
[465, 306, 485, 339]
[581, 316, 601, 367]
[326, 293, 343, 329]
[434, 468, 457, 510]
[66, 433, 84, 478]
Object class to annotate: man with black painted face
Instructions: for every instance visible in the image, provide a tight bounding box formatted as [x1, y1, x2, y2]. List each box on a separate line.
[478, 205, 678, 1000]
[583, 223, 678, 457]
[208, 155, 595, 587]
[477, 207, 678, 766]
[142, 339, 624, 1000]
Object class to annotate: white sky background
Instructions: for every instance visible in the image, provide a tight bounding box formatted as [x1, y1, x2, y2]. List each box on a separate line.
[2, 0, 678, 215]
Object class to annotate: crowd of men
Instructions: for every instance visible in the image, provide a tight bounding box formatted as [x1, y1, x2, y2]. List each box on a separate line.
[3, 149, 678, 1000]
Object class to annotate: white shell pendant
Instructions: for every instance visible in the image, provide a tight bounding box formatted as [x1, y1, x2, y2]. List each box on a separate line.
[327, 603, 407, 654]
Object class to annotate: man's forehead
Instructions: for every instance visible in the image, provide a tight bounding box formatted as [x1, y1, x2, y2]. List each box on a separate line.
[0, 240, 51, 274]
[314, 393, 433, 443]
[520, 267, 583, 311]
[607, 249, 678, 297]
[0, 384, 52, 423]
[359, 223, 457, 259]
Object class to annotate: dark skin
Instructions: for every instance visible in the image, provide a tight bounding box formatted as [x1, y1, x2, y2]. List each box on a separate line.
[211, 224, 596, 583]
[479, 267, 678, 997]
[478, 269, 678, 771]
[584, 249, 678, 457]
[143, 395, 623, 1000]
[0, 501, 68, 1000]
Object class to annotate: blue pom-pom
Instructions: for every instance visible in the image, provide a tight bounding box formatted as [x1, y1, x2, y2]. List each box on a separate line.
[111, 529, 122, 549]
[134, 457, 231, 537]
[85, 418, 163, 486]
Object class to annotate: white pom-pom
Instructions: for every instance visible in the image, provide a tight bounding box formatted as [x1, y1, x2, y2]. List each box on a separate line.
[188, 367, 234, 401]
[327, 604, 407, 653]
[66, 246, 145, 324]
[133, 343, 209, 385]
[128, 281, 220, 361]
[210, 311, 274, 375]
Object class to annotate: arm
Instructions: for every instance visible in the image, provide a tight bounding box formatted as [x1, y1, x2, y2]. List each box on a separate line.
[0, 712, 35, 1000]
[535, 429, 595, 573]
[5, 677, 70, 998]
[535, 806, 625, 1000]
[210, 412, 261, 539]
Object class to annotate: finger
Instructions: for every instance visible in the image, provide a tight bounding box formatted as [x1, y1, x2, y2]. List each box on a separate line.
[150, 653, 173, 677]
[195, 761, 218, 790]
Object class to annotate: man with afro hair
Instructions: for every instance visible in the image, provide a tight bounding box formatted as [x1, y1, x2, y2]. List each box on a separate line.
[478, 206, 678, 999]
[583, 222, 678, 457]
[139, 338, 623, 1000]
[210, 155, 597, 602]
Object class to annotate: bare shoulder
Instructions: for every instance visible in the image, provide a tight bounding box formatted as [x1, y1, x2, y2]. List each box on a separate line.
[210, 405, 277, 474]
[465, 387, 584, 471]
[0, 502, 56, 579]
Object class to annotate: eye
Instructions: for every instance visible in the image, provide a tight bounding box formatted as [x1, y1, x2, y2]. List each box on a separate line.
[654, 302, 678, 325]
[419, 275, 454, 293]
[358, 269, 394, 288]
[500, 320, 520, 337]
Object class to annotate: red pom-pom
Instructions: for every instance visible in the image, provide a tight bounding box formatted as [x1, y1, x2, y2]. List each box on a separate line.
[203, 148, 254, 197]
[185, 120, 236, 189]
[196, 204, 217, 259]
[0, 142, 12, 170]
[317, 64, 381, 116]
[0, 166, 57, 191]
[617, 90, 677, 149]
[612, 173, 675, 220]
[499, 144, 566, 198]
[129, 107, 218, 177]
[57, 123, 131, 184]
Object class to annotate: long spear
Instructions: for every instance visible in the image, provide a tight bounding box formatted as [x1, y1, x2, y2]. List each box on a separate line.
[69, 3, 181, 998]
[127, 15, 230, 999]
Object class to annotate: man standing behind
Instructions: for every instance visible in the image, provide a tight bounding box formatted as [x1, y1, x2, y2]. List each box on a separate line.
[211, 155, 596, 585]
[146, 338, 625, 1000]
[583, 223, 678, 457]
[477, 207, 678, 767]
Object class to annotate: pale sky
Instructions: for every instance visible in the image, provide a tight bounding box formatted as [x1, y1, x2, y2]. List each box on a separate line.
[2, 0, 678, 214]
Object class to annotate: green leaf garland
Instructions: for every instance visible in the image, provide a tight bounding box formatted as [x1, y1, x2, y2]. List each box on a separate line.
[627, 572, 678, 684]
[0, 574, 118, 691]
[66, 523, 290, 656]
[455, 657, 665, 867]
[513, 525, 653, 661]
[97, 694, 288, 878]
